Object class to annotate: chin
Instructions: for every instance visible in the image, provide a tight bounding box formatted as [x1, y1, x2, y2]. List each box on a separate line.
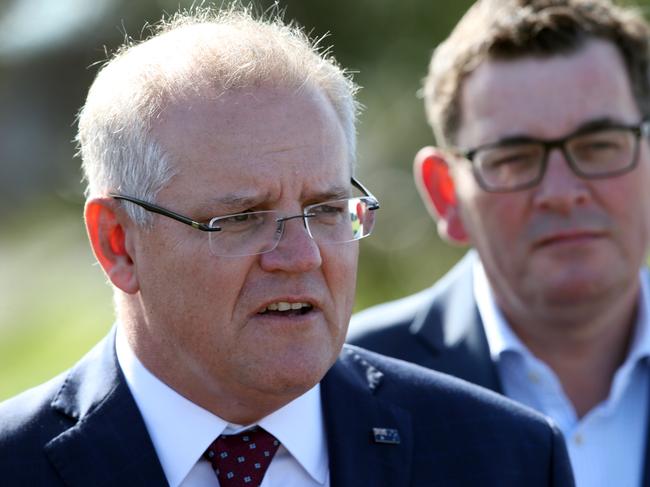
[256, 368, 325, 400]
[540, 278, 609, 305]
[259, 351, 336, 395]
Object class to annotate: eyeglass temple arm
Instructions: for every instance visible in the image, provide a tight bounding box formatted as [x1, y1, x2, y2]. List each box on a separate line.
[111, 178, 378, 228]
[110, 194, 219, 232]
[351, 177, 380, 210]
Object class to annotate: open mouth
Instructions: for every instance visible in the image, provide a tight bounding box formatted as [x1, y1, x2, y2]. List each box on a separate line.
[258, 301, 314, 316]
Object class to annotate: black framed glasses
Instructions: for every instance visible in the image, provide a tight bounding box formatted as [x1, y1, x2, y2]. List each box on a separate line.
[459, 119, 650, 192]
[111, 177, 380, 257]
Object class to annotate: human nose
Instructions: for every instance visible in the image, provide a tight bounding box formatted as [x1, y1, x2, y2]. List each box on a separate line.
[259, 215, 322, 272]
[532, 147, 590, 213]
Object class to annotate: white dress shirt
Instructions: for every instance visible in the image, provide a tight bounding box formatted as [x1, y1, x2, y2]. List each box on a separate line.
[474, 261, 650, 487]
[115, 326, 330, 487]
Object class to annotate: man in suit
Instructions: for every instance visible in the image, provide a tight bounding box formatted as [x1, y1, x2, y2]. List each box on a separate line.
[0, 5, 574, 487]
[349, 0, 650, 486]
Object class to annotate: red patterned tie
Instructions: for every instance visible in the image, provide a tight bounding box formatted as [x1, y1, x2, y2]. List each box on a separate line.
[204, 427, 280, 487]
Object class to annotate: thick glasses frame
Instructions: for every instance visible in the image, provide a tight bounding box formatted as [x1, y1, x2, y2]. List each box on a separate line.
[110, 177, 380, 256]
[459, 119, 650, 193]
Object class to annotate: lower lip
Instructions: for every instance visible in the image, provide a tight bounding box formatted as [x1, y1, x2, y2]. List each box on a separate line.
[537, 234, 603, 248]
[252, 308, 321, 325]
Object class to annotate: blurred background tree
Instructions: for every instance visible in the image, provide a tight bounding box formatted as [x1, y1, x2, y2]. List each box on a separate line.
[3, 0, 647, 399]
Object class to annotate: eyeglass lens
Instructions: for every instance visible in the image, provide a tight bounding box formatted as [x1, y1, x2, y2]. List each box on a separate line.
[474, 127, 638, 191]
[207, 197, 377, 257]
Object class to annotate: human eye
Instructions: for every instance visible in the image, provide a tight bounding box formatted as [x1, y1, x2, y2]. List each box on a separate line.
[480, 145, 540, 171]
[215, 211, 267, 233]
[313, 203, 345, 214]
[571, 130, 629, 159]
[309, 200, 348, 224]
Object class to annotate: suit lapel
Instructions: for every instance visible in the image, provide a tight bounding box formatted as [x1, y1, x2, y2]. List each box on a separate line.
[642, 372, 650, 486]
[321, 348, 413, 487]
[44, 329, 168, 487]
[410, 251, 502, 392]
[639, 271, 650, 486]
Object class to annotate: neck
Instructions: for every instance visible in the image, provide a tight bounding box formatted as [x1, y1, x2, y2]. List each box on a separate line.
[500, 283, 639, 418]
[135, 337, 302, 425]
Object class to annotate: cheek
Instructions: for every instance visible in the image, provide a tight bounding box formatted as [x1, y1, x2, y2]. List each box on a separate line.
[460, 191, 527, 249]
[454, 167, 524, 244]
[596, 170, 650, 251]
[153, 261, 253, 368]
[322, 244, 358, 310]
[138, 229, 251, 328]
[192, 258, 255, 315]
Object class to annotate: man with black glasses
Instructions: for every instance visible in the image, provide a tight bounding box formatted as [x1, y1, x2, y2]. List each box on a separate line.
[350, 0, 650, 485]
[0, 5, 574, 487]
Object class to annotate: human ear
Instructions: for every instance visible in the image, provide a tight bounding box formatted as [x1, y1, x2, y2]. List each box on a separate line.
[413, 146, 469, 245]
[84, 198, 139, 294]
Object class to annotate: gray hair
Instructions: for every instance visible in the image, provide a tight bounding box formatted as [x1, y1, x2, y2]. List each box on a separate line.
[77, 5, 360, 224]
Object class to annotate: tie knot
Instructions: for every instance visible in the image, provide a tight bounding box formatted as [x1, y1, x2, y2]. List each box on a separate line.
[204, 427, 280, 487]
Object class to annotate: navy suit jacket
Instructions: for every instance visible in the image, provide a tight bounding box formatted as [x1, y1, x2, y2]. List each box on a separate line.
[0, 327, 574, 486]
[349, 251, 650, 486]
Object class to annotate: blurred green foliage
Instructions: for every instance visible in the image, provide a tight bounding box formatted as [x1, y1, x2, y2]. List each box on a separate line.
[3, 0, 649, 400]
[0, 200, 113, 398]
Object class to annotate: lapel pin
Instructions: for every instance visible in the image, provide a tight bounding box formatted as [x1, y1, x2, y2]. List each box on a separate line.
[372, 427, 400, 445]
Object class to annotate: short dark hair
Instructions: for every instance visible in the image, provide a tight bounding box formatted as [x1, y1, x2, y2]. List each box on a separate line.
[425, 0, 650, 146]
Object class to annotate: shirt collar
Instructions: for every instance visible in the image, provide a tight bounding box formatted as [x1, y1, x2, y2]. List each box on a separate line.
[115, 325, 328, 487]
[257, 383, 328, 484]
[626, 268, 650, 364]
[473, 259, 527, 360]
[607, 268, 650, 409]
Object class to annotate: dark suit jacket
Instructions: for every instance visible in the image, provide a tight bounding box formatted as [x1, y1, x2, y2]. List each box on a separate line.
[0, 326, 574, 486]
[349, 250, 650, 486]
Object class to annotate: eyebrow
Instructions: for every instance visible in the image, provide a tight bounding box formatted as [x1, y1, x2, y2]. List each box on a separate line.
[306, 185, 351, 202]
[216, 194, 266, 208]
[188, 193, 269, 215]
[572, 117, 632, 134]
[191, 184, 352, 214]
[490, 116, 635, 146]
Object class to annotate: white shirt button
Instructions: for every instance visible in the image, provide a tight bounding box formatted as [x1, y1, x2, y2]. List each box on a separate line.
[528, 372, 541, 384]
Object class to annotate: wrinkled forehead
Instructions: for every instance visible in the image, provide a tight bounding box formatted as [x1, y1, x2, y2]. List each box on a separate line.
[152, 84, 351, 203]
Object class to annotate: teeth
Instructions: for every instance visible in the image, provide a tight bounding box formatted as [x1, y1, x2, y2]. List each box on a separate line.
[262, 301, 312, 313]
